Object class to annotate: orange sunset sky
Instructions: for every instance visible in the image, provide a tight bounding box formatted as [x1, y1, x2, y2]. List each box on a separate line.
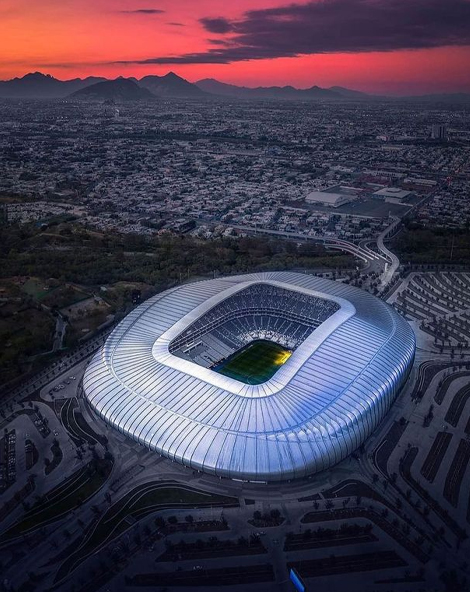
[1, 0, 470, 94]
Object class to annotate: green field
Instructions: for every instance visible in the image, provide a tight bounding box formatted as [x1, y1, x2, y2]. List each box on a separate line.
[215, 340, 291, 385]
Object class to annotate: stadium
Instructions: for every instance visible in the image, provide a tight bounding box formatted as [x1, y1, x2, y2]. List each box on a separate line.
[83, 272, 415, 482]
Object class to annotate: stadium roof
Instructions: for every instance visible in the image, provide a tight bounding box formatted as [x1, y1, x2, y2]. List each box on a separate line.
[83, 272, 415, 482]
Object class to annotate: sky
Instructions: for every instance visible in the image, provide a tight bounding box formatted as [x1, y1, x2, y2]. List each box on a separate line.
[1, 0, 470, 94]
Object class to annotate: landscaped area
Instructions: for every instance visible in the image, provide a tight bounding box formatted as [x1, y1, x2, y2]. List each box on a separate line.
[158, 535, 267, 561]
[55, 482, 239, 581]
[44, 439, 63, 475]
[0, 458, 113, 541]
[128, 564, 275, 587]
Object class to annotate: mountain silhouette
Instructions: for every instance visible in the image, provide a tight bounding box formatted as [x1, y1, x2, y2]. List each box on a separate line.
[70, 78, 154, 102]
[139, 72, 205, 97]
[0, 72, 105, 98]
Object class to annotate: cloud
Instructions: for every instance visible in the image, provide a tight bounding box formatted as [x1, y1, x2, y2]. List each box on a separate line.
[120, 8, 165, 14]
[206, 39, 233, 46]
[167, 22, 185, 26]
[118, 0, 470, 64]
[199, 17, 233, 34]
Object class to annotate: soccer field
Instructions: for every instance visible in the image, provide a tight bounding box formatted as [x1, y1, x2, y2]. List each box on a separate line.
[214, 340, 292, 385]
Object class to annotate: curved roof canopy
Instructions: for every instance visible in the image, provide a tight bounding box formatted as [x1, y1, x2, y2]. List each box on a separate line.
[83, 272, 415, 481]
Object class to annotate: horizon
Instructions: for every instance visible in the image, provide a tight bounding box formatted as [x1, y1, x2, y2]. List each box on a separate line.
[1, 0, 469, 95]
[2, 69, 469, 97]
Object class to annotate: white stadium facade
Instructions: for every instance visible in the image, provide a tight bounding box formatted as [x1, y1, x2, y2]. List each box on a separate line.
[83, 272, 415, 482]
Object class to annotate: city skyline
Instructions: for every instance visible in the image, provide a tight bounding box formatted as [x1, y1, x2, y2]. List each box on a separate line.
[1, 0, 470, 94]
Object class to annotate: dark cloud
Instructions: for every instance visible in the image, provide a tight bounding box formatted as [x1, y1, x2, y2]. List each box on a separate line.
[199, 17, 233, 34]
[118, 0, 470, 64]
[206, 38, 233, 46]
[120, 9, 165, 14]
[167, 22, 185, 26]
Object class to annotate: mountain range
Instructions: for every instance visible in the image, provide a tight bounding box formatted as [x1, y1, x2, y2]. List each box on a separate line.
[0, 71, 469, 103]
[0, 72, 106, 99]
[194, 78, 362, 100]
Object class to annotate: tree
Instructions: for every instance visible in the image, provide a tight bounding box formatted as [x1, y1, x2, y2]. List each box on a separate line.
[270, 509, 281, 521]
[440, 569, 467, 592]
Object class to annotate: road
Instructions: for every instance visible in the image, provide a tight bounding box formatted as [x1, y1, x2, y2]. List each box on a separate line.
[52, 313, 67, 352]
[226, 223, 387, 266]
[2, 327, 113, 408]
[377, 216, 401, 288]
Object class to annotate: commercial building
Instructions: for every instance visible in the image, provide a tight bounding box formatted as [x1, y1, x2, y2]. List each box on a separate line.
[372, 187, 413, 203]
[431, 124, 447, 140]
[305, 186, 360, 208]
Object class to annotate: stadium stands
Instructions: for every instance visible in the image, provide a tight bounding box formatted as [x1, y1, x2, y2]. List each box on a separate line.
[169, 283, 339, 368]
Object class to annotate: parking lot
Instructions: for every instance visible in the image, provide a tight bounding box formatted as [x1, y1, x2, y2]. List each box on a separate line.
[48, 374, 77, 398]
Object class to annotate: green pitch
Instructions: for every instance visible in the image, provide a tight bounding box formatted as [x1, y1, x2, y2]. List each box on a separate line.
[214, 340, 292, 385]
